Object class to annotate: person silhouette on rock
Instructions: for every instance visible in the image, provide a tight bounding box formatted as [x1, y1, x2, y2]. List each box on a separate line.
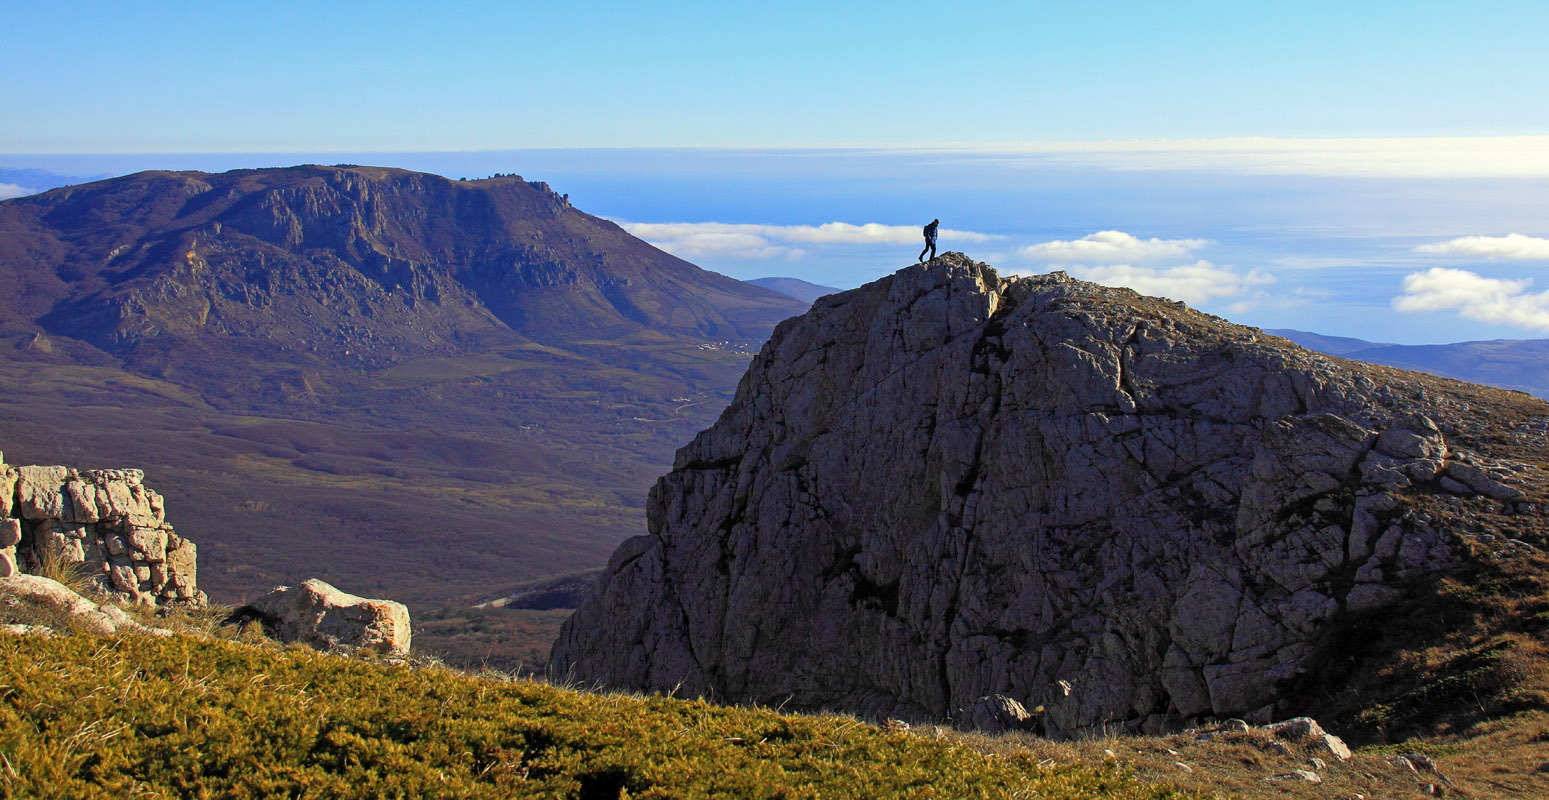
[919, 219, 939, 263]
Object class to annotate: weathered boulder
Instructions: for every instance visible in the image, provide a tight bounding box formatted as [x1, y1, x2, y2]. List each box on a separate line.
[231, 579, 411, 658]
[551, 254, 1546, 735]
[1267, 716, 1352, 760]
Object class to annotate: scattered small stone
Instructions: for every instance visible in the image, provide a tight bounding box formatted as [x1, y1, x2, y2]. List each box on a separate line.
[1173, 762, 1193, 773]
[1267, 717, 1352, 760]
[1318, 733, 1354, 761]
[878, 719, 910, 733]
[1265, 770, 1321, 783]
[1309, 757, 1327, 770]
[1395, 754, 1455, 788]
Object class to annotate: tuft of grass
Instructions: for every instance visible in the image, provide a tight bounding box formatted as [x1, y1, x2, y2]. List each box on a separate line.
[29, 540, 96, 596]
[0, 632, 1199, 800]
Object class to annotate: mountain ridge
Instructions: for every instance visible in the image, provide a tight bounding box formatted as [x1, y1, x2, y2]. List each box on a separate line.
[1269, 328, 1549, 399]
[2, 165, 802, 380]
[747, 276, 843, 305]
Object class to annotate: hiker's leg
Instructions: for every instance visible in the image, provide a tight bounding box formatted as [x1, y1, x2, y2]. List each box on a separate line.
[919, 244, 928, 262]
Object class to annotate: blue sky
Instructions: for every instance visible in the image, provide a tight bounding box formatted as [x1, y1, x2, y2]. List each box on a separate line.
[3, 2, 1549, 343]
[6, 1, 1548, 149]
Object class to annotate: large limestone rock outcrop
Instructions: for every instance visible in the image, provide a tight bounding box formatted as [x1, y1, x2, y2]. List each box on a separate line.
[230, 579, 411, 658]
[551, 254, 1547, 735]
[0, 452, 204, 607]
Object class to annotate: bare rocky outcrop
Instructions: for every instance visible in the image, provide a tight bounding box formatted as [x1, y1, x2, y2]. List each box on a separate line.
[551, 254, 1547, 735]
[0, 451, 204, 607]
[230, 578, 411, 658]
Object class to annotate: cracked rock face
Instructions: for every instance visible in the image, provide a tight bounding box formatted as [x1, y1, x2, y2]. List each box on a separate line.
[551, 254, 1542, 735]
[0, 453, 203, 607]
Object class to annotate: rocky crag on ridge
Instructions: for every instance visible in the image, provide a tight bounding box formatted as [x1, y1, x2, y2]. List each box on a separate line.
[0, 451, 203, 606]
[552, 253, 1548, 736]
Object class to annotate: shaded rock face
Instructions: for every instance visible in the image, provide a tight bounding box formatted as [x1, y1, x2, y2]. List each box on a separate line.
[551, 254, 1546, 735]
[0, 452, 203, 606]
[231, 578, 411, 658]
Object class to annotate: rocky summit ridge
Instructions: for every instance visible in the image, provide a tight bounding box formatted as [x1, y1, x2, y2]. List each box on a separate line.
[552, 253, 1549, 736]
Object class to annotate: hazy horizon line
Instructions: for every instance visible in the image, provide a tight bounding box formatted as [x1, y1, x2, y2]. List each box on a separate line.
[6, 135, 1549, 179]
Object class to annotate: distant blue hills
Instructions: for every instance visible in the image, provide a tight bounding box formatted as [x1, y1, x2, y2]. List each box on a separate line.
[747, 277, 842, 305]
[1269, 329, 1549, 400]
[0, 167, 112, 197]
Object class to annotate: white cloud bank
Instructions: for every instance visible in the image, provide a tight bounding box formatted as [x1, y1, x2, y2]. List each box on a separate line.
[0, 183, 31, 200]
[1415, 233, 1549, 261]
[619, 221, 996, 260]
[1393, 267, 1549, 331]
[1021, 230, 1208, 263]
[926, 136, 1549, 178]
[1058, 261, 1276, 307]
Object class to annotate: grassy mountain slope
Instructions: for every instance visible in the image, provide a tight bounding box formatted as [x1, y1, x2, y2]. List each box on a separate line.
[0, 632, 1190, 800]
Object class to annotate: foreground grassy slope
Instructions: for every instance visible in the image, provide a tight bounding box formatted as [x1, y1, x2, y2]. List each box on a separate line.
[0, 634, 1189, 800]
